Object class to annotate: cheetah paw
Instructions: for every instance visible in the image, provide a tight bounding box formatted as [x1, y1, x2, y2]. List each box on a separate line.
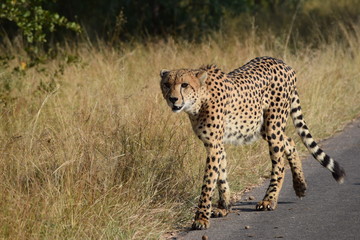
[293, 180, 307, 198]
[211, 208, 229, 218]
[192, 218, 210, 230]
[256, 200, 277, 211]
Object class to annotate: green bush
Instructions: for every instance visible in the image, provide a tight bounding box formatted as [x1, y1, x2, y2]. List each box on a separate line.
[0, 0, 80, 44]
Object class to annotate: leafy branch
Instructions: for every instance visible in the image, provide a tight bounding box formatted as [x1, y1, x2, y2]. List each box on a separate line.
[0, 0, 81, 44]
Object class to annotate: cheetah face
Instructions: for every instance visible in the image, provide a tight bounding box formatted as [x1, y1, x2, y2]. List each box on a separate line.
[160, 69, 207, 113]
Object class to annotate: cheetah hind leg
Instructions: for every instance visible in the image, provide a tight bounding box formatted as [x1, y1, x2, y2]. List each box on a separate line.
[256, 132, 287, 211]
[284, 136, 307, 198]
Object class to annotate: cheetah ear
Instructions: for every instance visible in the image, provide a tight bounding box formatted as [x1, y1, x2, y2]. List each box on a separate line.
[160, 69, 170, 78]
[196, 71, 207, 85]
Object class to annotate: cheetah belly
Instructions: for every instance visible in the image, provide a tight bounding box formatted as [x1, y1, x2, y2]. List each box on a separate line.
[223, 116, 263, 145]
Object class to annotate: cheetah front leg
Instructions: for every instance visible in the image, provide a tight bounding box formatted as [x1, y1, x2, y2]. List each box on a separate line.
[192, 143, 225, 230]
[212, 151, 231, 218]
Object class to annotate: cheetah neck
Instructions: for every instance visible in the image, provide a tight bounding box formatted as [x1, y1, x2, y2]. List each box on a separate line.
[184, 87, 209, 116]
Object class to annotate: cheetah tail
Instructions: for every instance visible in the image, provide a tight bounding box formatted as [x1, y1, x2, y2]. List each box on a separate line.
[290, 88, 345, 183]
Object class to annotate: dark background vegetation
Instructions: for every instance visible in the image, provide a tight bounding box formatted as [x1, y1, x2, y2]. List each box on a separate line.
[1, 0, 359, 47]
[1, 1, 298, 41]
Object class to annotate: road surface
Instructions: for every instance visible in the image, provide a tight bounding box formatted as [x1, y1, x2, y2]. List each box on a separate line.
[180, 118, 360, 240]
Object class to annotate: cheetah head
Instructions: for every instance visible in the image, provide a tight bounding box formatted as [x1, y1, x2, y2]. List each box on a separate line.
[160, 68, 207, 113]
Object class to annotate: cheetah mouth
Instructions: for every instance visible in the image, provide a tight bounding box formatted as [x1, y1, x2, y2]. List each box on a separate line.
[172, 105, 183, 112]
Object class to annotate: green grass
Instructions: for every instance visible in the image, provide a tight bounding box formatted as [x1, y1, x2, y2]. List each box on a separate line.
[1, 2, 360, 239]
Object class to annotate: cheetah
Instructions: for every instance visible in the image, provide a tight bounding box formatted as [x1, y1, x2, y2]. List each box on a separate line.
[159, 56, 345, 230]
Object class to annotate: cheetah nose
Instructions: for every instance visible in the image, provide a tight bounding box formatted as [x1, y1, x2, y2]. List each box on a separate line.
[169, 97, 178, 104]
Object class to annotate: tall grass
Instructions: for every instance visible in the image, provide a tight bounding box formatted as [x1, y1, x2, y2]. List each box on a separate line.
[1, 6, 360, 240]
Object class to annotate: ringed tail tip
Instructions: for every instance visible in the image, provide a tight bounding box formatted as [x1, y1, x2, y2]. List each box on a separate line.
[332, 164, 345, 184]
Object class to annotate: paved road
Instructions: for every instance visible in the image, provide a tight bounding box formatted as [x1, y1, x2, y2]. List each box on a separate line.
[180, 118, 360, 240]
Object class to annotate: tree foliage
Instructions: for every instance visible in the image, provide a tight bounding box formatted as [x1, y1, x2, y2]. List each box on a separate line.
[0, 0, 301, 43]
[0, 0, 80, 44]
[1, 0, 358, 47]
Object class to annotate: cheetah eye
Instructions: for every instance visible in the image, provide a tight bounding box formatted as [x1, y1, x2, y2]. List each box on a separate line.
[164, 82, 171, 88]
[181, 83, 189, 88]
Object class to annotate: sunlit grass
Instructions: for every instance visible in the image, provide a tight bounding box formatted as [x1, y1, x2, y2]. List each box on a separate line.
[1, 11, 360, 240]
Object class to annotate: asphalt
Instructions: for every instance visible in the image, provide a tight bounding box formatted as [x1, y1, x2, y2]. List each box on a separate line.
[179, 118, 360, 240]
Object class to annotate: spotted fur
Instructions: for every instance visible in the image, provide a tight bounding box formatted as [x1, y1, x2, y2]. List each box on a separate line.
[159, 56, 345, 230]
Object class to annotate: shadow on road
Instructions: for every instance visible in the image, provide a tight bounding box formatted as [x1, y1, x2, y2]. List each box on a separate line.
[232, 201, 295, 212]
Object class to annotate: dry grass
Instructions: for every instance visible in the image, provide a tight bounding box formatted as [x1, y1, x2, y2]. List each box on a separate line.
[1, 11, 360, 240]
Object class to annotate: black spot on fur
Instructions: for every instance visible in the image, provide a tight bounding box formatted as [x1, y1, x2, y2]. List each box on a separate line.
[309, 141, 317, 148]
[273, 146, 279, 153]
[322, 155, 330, 167]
